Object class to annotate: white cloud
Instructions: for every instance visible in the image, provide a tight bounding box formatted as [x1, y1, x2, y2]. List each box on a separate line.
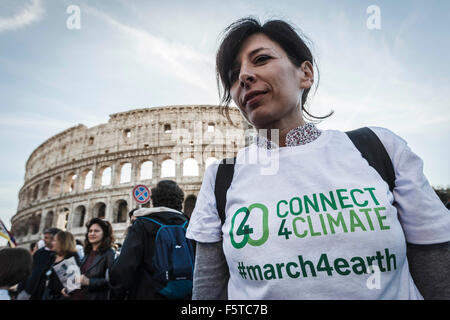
[83, 4, 216, 92]
[0, 0, 45, 32]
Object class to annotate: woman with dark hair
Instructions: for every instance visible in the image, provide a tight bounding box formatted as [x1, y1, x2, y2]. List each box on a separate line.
[186, 17, 450, 300]
[71, 218, 116, 300]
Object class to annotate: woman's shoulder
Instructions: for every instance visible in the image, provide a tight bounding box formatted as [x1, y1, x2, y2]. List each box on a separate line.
[330, 126, 406, 144]
[366, 126, 409, 162]
[98, 247, 116, 259]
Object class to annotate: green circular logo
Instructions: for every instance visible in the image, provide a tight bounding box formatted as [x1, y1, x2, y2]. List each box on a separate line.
[229, 203, 269, 249]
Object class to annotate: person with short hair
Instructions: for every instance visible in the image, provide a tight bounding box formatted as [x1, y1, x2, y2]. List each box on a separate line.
[0, 248, 32, 300]
[150, 180, 185, 212]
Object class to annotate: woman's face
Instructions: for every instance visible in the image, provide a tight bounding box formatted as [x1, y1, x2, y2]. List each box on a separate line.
[88, 224, 104, 246]
[229, 33, 313, 130]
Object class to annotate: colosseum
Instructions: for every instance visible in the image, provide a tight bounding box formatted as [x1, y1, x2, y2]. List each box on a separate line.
[11, 105, 249, 247]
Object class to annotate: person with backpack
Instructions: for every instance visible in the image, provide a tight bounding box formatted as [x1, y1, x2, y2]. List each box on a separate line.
[185, 17, 450, 300]
[109, 180, 195, 300]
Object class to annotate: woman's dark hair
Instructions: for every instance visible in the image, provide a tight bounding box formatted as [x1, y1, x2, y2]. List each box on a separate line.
[216, 16, 333, 125]
[151, 180, 185, 212]
[0, 248, 32, 287]
[84, 218, 114, 255]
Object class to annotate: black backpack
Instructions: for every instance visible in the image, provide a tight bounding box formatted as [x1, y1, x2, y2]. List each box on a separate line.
[213, 126, 448, 299]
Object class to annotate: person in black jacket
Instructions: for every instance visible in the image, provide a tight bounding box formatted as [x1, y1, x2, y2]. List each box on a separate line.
[17, 227, 61, 300]
[109, 180, 193, 300]
[71, 218, 116, 300]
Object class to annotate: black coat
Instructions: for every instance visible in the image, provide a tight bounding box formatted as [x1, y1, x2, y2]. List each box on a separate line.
[108, 210, 189, 300]
[44, 252, 81, 300]
[79, 247, 116, 300]
[23, 248, 55, 300]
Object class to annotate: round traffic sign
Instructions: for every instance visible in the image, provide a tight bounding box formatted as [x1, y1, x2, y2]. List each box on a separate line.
[132, 184, 151, 204]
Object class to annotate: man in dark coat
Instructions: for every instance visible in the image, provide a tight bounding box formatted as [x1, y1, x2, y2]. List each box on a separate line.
[109, 180, 193, 299]
[17, 227, 61, 300]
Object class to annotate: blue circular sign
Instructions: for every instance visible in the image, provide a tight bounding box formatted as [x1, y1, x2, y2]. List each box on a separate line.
[132, 184, 151, 204]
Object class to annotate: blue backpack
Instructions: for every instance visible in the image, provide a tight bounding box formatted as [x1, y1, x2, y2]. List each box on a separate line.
[138, 216, 195, 300]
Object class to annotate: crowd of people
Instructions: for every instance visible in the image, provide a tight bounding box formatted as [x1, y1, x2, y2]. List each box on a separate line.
[0, 180, 195, 300]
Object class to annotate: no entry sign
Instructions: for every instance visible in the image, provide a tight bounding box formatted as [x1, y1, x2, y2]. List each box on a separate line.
[132, 184, 151, 204]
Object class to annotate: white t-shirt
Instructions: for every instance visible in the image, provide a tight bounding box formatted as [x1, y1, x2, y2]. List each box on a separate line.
[186, 127, 450, 299]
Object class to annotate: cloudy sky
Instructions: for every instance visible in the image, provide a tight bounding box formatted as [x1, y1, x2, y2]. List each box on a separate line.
[0, 0, 449, 233]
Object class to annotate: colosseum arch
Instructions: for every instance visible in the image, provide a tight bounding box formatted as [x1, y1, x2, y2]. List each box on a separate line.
[118, 162, 132, 184]
[41, 180, 50, 198]
[98, 166, 112, 187]
[183, 158, 199, 176]
[63, 172, 77, 193]
[11, 105, 247, 247]
[16, 221, 27, 238]
[92, 202, 106, 219]
[51, 176, 62, 195]
[25, 188, 32, 205]
[139, 160, 153, 181]
[113, 200, 128, 223]
[72, 205, 86, 228]
[44, 211, 54, 229]
[161, 159, 176, 178]
[56, 207, 70, 230]
[32, 184, 39, 201]
[31, 212, 42, 235]
[81, 169, 93, 190]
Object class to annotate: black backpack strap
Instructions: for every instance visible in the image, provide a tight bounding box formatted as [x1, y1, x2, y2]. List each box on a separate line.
[345, 127, 396, 192]
[214, 157, 236, 225]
